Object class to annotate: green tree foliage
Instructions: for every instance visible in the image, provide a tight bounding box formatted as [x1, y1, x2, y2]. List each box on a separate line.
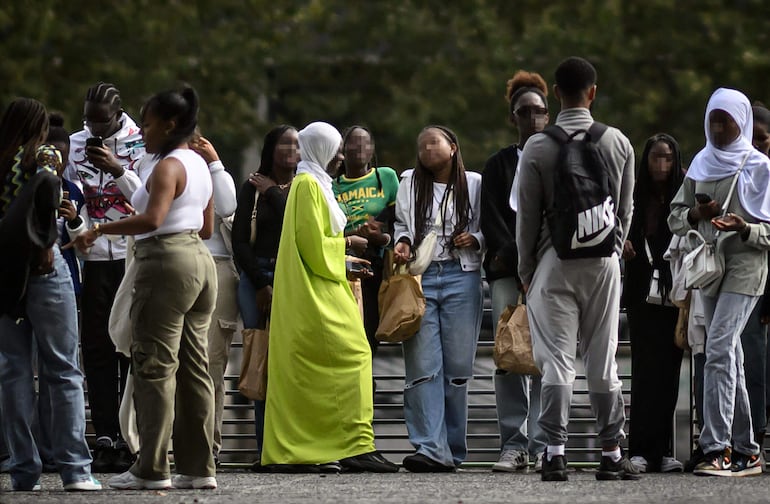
[1, 1, 770, 178]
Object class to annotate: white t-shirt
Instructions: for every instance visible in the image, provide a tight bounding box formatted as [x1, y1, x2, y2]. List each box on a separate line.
[508, 147, 523, 212]
[430, 182, 456, 261]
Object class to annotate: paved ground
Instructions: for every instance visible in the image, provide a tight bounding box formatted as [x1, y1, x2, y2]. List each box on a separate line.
[3, 469, 770, 503]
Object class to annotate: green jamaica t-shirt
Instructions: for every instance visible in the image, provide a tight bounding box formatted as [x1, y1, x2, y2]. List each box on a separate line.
[333, 166, 399, 233]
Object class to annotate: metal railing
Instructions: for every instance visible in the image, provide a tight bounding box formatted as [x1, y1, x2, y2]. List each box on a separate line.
[82, 286, 694, 469]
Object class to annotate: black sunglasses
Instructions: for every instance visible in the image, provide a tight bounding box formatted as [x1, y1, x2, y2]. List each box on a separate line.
[514, 106, 548, 118]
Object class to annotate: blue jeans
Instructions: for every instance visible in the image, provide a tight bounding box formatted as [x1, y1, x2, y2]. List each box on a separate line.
[740, 301, 767, 436]
[0, 248, 92, 489]
[237, 270, 272, 455]
[402, 260, 483, 466]
[699, 292, 759, 456]
[488, 276, 546, 457]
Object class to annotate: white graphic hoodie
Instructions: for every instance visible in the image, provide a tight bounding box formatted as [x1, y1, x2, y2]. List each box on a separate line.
[66, 113, 146, 261]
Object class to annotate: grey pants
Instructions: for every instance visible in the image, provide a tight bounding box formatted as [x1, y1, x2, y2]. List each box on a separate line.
[527, 248, 625, 447]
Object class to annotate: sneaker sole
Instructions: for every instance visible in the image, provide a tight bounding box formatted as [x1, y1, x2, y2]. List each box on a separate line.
[541, 471, 568, 481]
[596, 471, 641, 481]
[110, 479, 172, 490]
[491, 464, 528, 473]
[64, 481, 102, 491]
[694, 468, 733, 477]
[173, 481, 218, 490]
[732, 466, 762, 477]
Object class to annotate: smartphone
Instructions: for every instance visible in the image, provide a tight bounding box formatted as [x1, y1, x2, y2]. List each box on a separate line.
[694, 193, 713, 204]
[62, 190, 69, 201]
[86, 136, 104, 148]
[346, 261, 372, 274]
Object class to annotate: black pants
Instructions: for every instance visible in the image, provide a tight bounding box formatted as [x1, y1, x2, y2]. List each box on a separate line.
[81, 260, 129, 440]
[361, 257, 384, 356]
[628, 301, 683, 469]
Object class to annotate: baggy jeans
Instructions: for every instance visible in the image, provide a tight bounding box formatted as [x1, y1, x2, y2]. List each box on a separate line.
[0, 247, 93, 489]
[699, 292, 760, 456]
[402, 260, 482, 467]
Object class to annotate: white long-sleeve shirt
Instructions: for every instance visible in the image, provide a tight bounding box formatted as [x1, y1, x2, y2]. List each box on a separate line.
[206, 159, 237, 258]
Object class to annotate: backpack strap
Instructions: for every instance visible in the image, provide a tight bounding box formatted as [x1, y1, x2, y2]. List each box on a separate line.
[587, 122, 608, 142]
[543, 122, 608, 144]
[541, 125, 570, 144]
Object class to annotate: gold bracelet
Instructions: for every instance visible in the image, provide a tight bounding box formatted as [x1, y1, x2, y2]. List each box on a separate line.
[93, 223, 103, 237]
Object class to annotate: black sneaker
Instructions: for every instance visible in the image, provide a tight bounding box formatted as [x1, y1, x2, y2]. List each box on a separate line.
[402, 453, 455, 473]
[113, 440, 135, 473]
[541, 449, 568, 481]
[265, 462, 341, 473]
[596, 452, 641, 481]
[341, 451, 399, 473]
[731, 451, 762, 477]
[684, 445, 705, 472]
[693, 448, 732, 477]
[91, 437, 116, 473]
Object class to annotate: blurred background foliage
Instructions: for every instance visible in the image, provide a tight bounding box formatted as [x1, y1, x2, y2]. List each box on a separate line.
[1, 0, 769, 181]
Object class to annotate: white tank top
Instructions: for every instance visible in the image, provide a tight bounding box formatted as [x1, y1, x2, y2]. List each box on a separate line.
[131, 149, 212, 240]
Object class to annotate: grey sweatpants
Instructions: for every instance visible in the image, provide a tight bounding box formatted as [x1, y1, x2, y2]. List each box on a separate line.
[527, 247, 625, 447]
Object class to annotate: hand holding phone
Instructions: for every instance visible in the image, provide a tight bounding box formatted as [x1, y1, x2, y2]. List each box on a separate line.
[346, 258, 373, 279]
[691, 192, 720, 222]
[86, 136, 104, 148]
[694, 193, 713, 204]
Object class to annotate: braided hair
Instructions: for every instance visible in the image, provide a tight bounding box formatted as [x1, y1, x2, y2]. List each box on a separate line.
[411, 125, 470, 252]
[85, 81, 122, 112]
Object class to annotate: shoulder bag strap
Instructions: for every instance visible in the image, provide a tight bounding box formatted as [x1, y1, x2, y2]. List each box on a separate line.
[644, 238, 654, 267]
[720, 152, 751, 217]
[249, 190, 260, 246]
[711, 151, 751, 240]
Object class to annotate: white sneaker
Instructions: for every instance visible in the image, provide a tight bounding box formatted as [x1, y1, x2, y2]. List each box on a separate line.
[534, 452, 544, 472]
[172, 474, 217, 490]
[64, 475, 102, 491]
[108, 470, 172, 490]
[492, 449, 528, 472]
[660, 456, 684, 472]
[630, 455, 648, 473]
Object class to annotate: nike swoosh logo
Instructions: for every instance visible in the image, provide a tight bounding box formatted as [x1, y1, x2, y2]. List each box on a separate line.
[571, 224, 613, 249]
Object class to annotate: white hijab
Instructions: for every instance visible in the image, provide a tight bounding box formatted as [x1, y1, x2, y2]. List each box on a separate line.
[296, 122, 347, 234]
[687, 87, 770, 221]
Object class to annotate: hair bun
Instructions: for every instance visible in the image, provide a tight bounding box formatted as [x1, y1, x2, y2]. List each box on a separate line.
[48, 112, 65, 128]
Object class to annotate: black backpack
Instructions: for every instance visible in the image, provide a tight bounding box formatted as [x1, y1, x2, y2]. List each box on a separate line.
[541, 122, 617, 260]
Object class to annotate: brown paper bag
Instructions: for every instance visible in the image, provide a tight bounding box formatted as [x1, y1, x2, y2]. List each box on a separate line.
[238, 324, 269, 401]
[376, 264, 425, 343]
[349, 278, 365, 321]
[493, 304, 540, 375]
